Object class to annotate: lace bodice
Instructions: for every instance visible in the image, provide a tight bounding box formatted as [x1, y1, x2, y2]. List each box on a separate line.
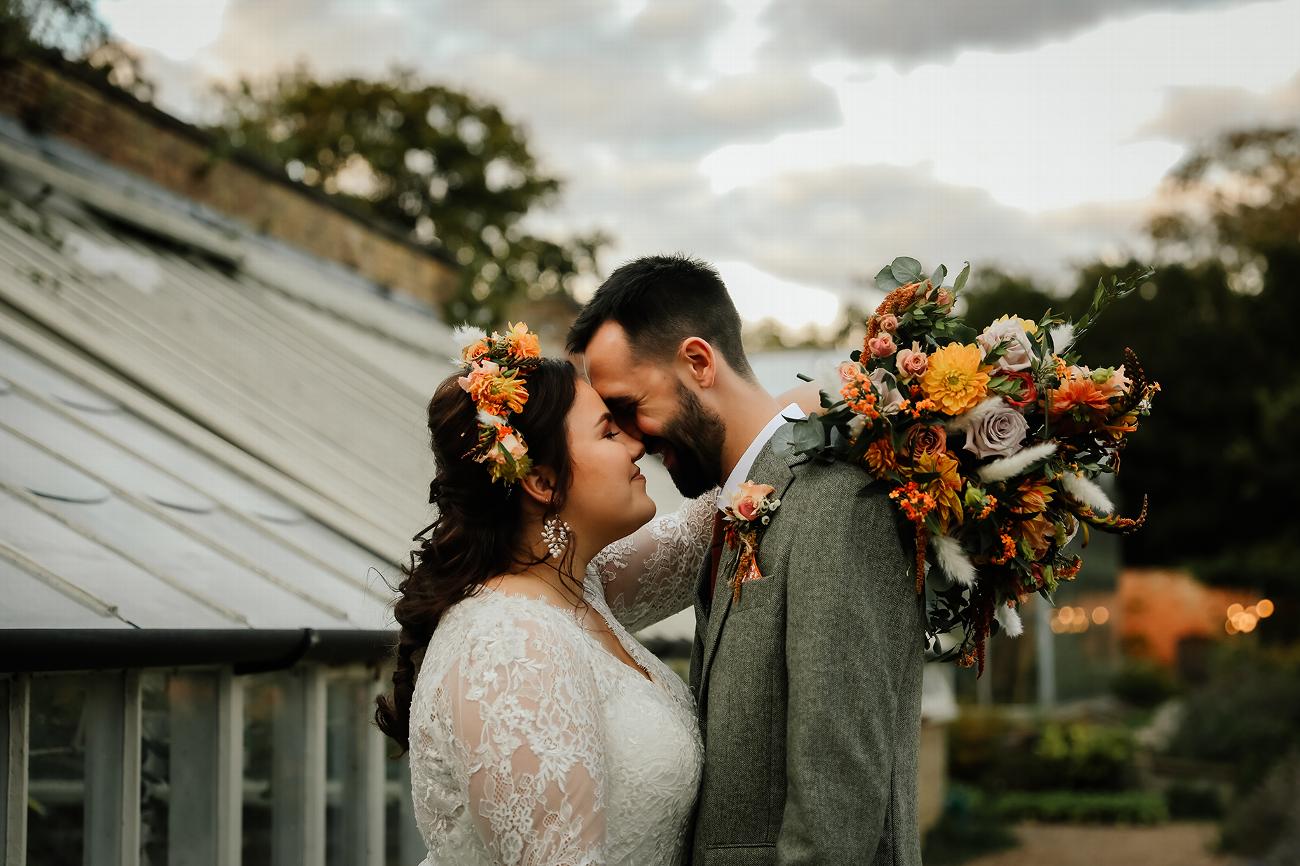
[408, 494, 716, 865]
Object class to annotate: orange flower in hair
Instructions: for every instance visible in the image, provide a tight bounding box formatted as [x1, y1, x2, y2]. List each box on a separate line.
[454, 322, 542, 484]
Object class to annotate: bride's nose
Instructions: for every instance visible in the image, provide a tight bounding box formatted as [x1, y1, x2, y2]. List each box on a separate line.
[627, 436, 645, 462]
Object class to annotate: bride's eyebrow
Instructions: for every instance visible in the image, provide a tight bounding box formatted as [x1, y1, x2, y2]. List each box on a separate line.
[595, 411, 615, 430]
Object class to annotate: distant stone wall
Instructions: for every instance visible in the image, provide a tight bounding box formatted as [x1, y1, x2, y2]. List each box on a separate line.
[0, 56, 458, 307]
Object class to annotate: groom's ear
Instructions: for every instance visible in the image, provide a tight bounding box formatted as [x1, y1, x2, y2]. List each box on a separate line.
[678, 337, 717, 389]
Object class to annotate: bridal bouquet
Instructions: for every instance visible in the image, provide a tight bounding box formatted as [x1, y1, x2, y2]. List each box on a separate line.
[788, 257, 1159, 673]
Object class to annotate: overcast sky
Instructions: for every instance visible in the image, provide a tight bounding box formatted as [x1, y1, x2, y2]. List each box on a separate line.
[97, 0, 1300, 331]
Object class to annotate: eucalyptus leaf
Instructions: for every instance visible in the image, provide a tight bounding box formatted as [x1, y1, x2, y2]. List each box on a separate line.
[891, 256, 924, 284]
[931, 263, 947, 287]
[953, 262, 971, 292]
[788, 417, 826, 455]
[876, 265, 902, 292]
[948, 323, 977, 343]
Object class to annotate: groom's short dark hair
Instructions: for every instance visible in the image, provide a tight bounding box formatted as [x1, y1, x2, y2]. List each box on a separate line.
[566, 254, 754, 379]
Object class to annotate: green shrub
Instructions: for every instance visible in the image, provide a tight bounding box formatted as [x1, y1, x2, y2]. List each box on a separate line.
[994, 790, 1168, 824]
[1111, 659, 1180, 708]
[949, 714, 1139, 793]
[1164, 780, 1224, 820]
[1218, 751, 1300, 864]
[923, 785, 1019, 866]
[1167, 642, 1300, 793]
[946, 710, 1026, 788]
[1019, 722, 1138, 792]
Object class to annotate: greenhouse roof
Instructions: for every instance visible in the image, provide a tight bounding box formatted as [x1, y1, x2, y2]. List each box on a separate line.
[0, 118, 463, 665]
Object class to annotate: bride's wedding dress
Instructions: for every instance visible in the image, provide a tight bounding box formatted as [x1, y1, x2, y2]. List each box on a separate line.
[408, 494, 716, 865]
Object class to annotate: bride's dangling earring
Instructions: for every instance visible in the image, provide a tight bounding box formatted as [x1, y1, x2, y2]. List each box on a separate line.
[541, 516, 571, 559]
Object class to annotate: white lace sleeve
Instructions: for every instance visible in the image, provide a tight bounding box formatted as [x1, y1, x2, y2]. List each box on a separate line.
[592, 490, 718, 633]
[442, 607, 608, 865]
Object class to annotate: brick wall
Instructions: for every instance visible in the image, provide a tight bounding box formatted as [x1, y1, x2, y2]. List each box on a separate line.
[0, 56, 458, 307]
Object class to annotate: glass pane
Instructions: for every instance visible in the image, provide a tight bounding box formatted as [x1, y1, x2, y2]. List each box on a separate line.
[139, 670, 226, 866]
[325, 678, 355, 866]
[139, 672, 170, 866]
[241, 674, 282, 865]
[385, 754, 420, 866]
[27, 674, 87, 863]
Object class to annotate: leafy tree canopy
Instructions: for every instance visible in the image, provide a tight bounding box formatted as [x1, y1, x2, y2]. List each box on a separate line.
[958, 126, 1300, 612]
[0, 0, 153, 101]
[210, 68, 608, 326]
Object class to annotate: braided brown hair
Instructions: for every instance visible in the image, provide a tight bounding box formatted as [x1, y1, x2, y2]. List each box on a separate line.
[375, 358, 579, 753]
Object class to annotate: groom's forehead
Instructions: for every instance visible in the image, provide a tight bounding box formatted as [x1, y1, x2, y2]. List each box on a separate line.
[584, 322, 637, 381]
[584, 322, 661, 396]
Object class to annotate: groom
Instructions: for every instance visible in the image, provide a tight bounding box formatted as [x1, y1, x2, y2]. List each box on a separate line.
[568, 255, 925, 865]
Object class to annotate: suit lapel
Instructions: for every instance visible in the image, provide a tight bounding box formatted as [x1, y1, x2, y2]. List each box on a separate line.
[696, 427, 804, 714]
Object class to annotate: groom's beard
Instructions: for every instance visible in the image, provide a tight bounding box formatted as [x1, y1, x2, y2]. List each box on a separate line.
[653, 382, 726, 498]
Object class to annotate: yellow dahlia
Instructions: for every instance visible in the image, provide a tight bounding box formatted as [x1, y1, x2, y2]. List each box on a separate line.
[920, 343, 990, 415]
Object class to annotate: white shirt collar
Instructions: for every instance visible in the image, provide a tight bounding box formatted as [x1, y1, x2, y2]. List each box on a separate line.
[718, 403, 806, 511]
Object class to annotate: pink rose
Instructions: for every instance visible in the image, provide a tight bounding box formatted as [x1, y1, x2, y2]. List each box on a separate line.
[867, 332, 897, 358]
[500, 432, 527, 460]
[838, 361, 861, 382]
[879, 313, 899, 333]
[895, 340, 929, 380]
[457, 359, 500, 393]
[936, 290, 952, 307]
[977, 318, 1037, 372]
[730, 481, 776, 522]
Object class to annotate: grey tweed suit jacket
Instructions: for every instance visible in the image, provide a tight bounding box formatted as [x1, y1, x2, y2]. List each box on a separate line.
[688, 428, 926, 866]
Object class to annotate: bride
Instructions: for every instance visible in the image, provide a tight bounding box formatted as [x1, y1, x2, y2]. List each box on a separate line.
[375, 326, 718, 865]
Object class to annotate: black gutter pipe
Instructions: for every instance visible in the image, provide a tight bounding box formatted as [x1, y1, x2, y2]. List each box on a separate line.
[0, 629, 397, 674]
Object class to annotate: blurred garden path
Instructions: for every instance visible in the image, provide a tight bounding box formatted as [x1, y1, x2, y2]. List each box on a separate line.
[964, 822, 1244, 866]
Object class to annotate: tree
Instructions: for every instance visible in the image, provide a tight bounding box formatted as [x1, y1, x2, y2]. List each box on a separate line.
[954, 127, 1300, 628]
[0, 0, 153, 101]
[210, 68, 608, 326]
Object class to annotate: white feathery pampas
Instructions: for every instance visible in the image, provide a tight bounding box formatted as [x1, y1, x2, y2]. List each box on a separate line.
[995, 603, 1024, 638]
[449, 323, 489, 366]
[1061, 471, 1114, 515]
[931, 533, 976, 587]
[1050, 323, 1075, 354]
[977, 442, 1058, 484]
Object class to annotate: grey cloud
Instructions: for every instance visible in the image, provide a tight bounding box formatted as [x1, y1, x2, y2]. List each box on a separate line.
[1136, 72, 1300, 143]
[555, 160, 1144, 299]
[200, 0, 837, 159]
[762, 0, 1240, 65]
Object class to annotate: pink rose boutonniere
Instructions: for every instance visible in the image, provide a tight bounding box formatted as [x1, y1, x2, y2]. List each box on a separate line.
[721, 481, 781, 602]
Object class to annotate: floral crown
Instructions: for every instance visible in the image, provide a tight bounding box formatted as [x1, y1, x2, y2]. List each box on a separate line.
[455, 322, 543, 485]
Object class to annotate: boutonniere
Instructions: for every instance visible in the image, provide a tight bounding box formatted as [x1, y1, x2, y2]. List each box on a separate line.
[721, 481, 781, 602]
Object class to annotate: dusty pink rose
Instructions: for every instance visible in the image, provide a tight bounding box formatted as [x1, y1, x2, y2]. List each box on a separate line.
[730, 481, 776, 521]
[895, 341, 929, 380]
[904, 424, 947, 458]
[868, 368, 905, 413]
[838, 361, 861, 382]
[878, 313, 900, 333]
[963, 401, 1029, 459]
[867, 332, 897, 358]
[977, 318, 1037, 372]
[457, 359, 500, 393]
[936, 290, 953, 307]
[500, 432, 527, 460]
